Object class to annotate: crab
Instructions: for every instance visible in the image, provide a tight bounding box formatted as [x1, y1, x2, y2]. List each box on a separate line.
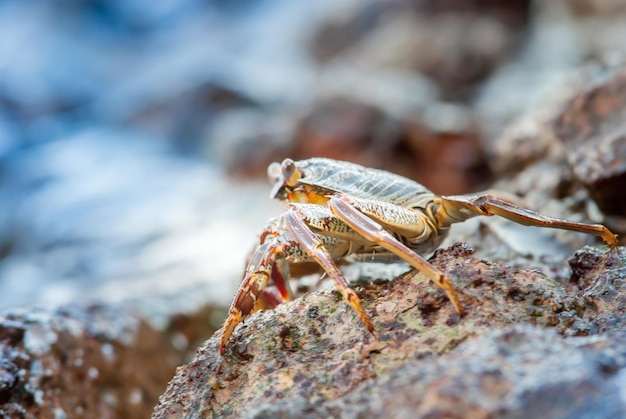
[219, 158, 618, 354]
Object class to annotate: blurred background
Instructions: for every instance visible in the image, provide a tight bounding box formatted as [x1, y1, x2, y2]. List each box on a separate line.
[0, 0, 625, 324]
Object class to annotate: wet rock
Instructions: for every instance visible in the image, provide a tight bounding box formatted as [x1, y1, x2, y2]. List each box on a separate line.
[0, 304, 181, 419]
[568, 129, 626, 216]
[221, 92, 493, 195]
[0, 130, 278, 322]
[491, 111, 565, 178]
[310, 1, 531, 100]
[151, 244, 625, 418]
[565, 1, 626, 58]
[486, 61, 626, 247]
[569, 0, 626, 16]
[552, 62, 626, 230]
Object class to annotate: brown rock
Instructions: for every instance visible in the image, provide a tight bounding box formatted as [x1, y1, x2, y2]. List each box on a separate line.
[552, 62, 626, 226]
[0, 305, 181, 419]
[571, 246, 626, 333]
[152, 244, 625, 418]
[253, 326, 626, 418]
[310, 1, 531, 100]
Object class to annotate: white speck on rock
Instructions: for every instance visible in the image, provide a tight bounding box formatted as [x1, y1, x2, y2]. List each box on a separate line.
[54, 408, 67, 419]
[101, 343, 116, 363]
[103, 391, 118, 406]
[129, 388, 143, 405]
[24, 324, 58, 356]
[377, 301, 398, 315]
[88, 367, 99, 380]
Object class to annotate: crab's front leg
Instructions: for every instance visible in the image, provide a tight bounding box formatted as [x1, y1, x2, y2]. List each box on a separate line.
[284, 206, 375, 333]
[220, 239, 286, 355]
[437, 194, 618, 248]
[219, 212, 356, 355]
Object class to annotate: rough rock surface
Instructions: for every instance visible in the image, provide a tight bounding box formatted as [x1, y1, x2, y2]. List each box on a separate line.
[0, 305, 181, 419]
[255, 327, 626, 419]
[152, 244, 626, 418]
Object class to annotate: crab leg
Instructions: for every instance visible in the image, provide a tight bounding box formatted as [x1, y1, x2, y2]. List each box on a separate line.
[284, 206, 375, 333]
[220, 212, 359, 354]
[438, 194, 618, 248]
[328, 194, 464, 315]
[220, 241, 280, 354]
[268, 259, 292, 304]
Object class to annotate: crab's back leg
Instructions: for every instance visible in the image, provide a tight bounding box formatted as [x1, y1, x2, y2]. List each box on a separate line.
[437, 194, 618, 248]
[327, 194, 464, 315]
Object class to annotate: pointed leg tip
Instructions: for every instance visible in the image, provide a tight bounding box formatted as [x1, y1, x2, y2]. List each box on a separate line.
[607, 235, 619, 249]
[218, 330, 229, 356]
[219, 314, 241, 356]
[451, 299, 465, 317]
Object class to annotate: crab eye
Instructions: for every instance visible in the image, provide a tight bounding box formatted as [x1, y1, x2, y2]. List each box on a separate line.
[281, 158, 295, 178]
[267, 162, 282, 184]
[281, 158, 301, 186]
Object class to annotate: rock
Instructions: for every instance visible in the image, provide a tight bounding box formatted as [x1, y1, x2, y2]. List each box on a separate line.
[309, 1, 531, 100]
[552, 62, 626, 229]
[486, 61, 626, 244]
[151, 244, 626, 418]
[0, 304, 181, 419]
[253, 327, 626, 419]
[491, 112, 565, 178]
[571, 246, 626, 333]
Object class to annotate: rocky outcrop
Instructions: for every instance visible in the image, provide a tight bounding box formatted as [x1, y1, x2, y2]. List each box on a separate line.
[0, 305, 181, 419]
[152, 245, 625, 418]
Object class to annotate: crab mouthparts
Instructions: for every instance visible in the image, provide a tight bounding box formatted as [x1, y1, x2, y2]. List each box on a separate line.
[288, 185, 330, 205]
